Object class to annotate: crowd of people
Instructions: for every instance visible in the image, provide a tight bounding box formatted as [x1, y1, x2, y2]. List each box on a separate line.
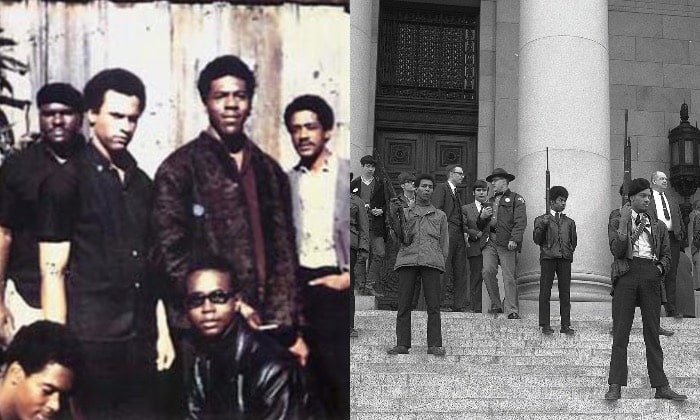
[0, 55, 350, 419]
[351, 161, 698, 401]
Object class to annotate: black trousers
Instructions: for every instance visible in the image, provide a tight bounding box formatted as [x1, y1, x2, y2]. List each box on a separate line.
[442, 225, 468, 310]
[665, 232, 680, 314]
[75, 338, 158, 420]
[609, 258, 669, 388]
[300, 265, 350, 420]
[350, 248, 357, 329]
[396, 266, 442, 348]
[468, 254, 483, 312]
[538, 258, 572, 326]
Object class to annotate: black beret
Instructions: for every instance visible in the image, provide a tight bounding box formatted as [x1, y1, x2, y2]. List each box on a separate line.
[36, 83, 83, 111]
[628, 178, 651, 198]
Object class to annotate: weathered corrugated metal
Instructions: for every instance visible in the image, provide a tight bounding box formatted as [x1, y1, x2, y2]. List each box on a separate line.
[0, 0, 349, 175]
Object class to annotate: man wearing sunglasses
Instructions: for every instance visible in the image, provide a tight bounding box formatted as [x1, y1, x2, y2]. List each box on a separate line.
[184, 258, 308, 419]
[431, 164, 469, 312]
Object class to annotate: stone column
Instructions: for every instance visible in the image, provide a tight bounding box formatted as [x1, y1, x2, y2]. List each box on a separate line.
[350, 0, 373, 176]
[516, 0, 611, 302]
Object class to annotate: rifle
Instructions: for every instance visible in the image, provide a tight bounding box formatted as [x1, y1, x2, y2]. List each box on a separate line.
[545, 147, 551, 213]
[373, 148, 407, 244]
[622, 109, 631, 206]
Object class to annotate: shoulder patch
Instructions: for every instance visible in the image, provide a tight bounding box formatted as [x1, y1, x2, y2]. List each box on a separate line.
[517, 196, 525, 203]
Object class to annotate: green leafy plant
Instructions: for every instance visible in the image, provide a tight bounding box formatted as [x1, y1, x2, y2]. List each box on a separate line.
[0, 26, 30, 156]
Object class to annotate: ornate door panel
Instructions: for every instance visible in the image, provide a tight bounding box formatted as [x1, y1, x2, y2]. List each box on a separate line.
[427, 133, 476, 204]
[377, 130, 476, 201]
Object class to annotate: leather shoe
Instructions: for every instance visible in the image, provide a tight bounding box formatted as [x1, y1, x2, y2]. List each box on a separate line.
[387, 345, 409, 355]
[440, 306, 453, 312]
[604, 384, 621, 400]
[560, 326, 575, 336]
[350, 328, 358, 338]
[659, 327, 674, 337]
[654, 385, 687, 400]
[368, 287, 384, 297]
[674, 312, 683, 319]
[427, 346, 446, 356]
[507, 313, 521, 320]
[541, 325, 554, 335]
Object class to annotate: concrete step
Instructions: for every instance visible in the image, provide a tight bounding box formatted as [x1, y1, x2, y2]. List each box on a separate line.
[351, 344, 700, 358]
[352, 396, 700, 415]
[351, 309, 700, 417]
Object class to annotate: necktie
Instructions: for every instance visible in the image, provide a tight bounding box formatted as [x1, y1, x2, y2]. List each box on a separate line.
[660, 192, 671, 220]
[631, 214, 648, 244]
[555, 212, 560, 223]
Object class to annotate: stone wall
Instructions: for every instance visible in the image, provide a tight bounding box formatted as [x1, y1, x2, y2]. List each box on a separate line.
[608, 0, 700, 208]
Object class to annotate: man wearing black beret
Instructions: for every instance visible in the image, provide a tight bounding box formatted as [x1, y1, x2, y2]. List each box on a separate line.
[605, 178, 686, 400]
[0, 82, 85, 343]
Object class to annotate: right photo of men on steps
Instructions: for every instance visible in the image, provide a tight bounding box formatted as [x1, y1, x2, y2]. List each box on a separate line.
[351, 4, 700, 415]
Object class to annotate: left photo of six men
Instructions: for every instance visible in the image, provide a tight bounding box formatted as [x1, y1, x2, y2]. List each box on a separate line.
[0, 1, 349, 419]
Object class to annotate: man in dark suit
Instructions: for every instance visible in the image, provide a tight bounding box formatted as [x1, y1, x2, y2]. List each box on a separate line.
[647, 171, 685, 318]
[462, 179, 490, 313]
[350, 155, 386, 296]
[431, 164, 469, 312]
[605, 178, 686, 401]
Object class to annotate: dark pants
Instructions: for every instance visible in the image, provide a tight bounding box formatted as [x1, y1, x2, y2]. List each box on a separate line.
[396, 266, 442, 348]
[300, 266, 350, 420]
[411, 275, 422, 309]
[468, 254, 483, 312]
[75, 338, 158, 420]
[538, 258, 572, 327]
[665, 232, 680, 314]
[609, 258, 668, 388]
[350, 249, 357, 329]
[443, 225, 468, 310]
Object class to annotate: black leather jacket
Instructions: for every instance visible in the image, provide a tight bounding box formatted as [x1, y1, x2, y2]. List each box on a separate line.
[187, 316, 310, 419]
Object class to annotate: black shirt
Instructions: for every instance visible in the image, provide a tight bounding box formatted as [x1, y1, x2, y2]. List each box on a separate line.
[37, 143, 158, 342]
[0, 138, 84, 307]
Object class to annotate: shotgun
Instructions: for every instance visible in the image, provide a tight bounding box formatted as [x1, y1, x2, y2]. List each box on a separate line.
[545, 147, 551, 213]
[373, 148, 407, 244]
[622, 110, 631, 206]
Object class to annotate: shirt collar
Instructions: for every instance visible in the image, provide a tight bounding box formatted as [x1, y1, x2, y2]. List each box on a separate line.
[294, 149, 334, 174]
[86, 141, 137, 174]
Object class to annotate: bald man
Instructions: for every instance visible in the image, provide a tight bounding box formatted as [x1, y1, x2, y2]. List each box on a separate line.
[648, 171, 684, 318]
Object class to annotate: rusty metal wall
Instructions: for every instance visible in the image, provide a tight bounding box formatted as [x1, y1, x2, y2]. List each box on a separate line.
[0, 0, 349, 175]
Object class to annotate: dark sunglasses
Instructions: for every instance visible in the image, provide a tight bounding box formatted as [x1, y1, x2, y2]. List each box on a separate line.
[184, 289, 235, 309]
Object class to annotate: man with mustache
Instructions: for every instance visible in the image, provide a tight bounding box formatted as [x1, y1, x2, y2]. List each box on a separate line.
[0, 83, 85, 342]
[37, 69, 174, 418]
[285, 94, 350, 419]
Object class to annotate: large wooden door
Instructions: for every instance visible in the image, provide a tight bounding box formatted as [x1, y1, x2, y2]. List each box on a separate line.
[377, 130, 476, 203]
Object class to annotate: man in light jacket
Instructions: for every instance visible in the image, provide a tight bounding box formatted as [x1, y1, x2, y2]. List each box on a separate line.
[386, 174, 448, 357]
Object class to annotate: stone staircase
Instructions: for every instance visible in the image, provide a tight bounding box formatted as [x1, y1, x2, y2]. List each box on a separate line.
[351, 309, 700, 419]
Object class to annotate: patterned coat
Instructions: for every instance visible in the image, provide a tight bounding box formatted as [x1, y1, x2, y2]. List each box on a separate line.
[150, 132, 301, 328]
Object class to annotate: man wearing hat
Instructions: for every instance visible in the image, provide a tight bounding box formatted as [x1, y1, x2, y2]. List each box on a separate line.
[605, 178, 686, 401]
[477, 168, 527, 319]
[350, 155, 386, 296]
[431, 164, 469, 312]
[0, 82, 85, 342]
